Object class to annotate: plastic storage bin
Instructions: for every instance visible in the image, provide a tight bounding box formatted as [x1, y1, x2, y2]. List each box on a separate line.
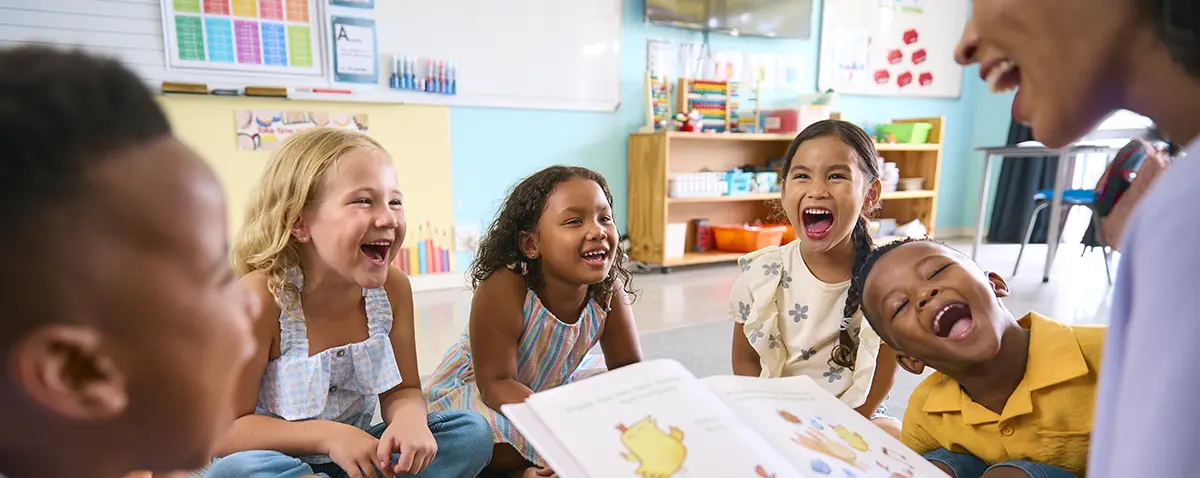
[726, 170, 755, 196]
[713, 224, 788, 252]
[875, 123, 933, 144]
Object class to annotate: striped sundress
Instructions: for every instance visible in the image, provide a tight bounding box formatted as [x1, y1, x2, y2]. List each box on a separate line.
[423, 288, 608, 465]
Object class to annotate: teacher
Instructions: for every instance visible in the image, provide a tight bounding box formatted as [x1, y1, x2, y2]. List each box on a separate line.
[954, 1, 1200, 476]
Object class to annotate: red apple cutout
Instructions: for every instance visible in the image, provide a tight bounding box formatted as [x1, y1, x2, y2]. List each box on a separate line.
[875, 69, 891, 85]
[912, 48, 927, 65]
[919, 72, 934, 86]
[903, 29, 919, 45]
[897, 71, 913, 88]
[888, 49, 903, 64]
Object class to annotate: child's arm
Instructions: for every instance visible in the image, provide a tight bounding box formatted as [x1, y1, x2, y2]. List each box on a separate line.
[377, 266, 437, 475]
[728, 268, 762, 376]
[731, 324, 763, 376]
[598, 281, 642, 370]
[854, 343, 898, 418]
[212, 272, 354, 458]
[470, 269, 537, 413]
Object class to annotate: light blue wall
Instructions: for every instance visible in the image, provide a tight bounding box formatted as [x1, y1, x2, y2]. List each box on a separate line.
[450, 0, 1010, 266]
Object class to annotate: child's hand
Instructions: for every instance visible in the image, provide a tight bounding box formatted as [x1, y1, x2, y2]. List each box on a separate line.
[377, 418, 438, 475]
[325, 423, 389, 478]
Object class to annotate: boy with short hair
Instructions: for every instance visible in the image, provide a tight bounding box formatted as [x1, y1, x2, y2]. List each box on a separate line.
[0, 46, 258, 478]
[852, 238, 1104, 478]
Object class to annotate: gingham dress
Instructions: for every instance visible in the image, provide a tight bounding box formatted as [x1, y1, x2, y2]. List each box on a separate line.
[255, 269, 403, 465]
[424, 289, 608, 465]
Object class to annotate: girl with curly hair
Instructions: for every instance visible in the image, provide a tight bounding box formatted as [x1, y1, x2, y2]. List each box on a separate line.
[424, 165, 642, 478]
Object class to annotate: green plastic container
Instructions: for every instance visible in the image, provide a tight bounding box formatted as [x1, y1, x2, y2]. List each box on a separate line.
[875, 122, 933, 144]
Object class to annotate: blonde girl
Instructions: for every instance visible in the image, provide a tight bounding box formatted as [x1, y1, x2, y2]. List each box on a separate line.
[206, 128, 492, 478]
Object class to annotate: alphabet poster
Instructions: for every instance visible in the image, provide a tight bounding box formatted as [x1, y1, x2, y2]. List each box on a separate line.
[331, 16, 378, 84]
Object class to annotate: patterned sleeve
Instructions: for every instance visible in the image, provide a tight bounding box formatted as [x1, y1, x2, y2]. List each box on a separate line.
[729, 266, 754, 323]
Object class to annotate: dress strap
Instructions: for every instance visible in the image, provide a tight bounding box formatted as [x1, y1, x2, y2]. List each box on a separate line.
[277, 268, 309, 357]
[364, 285, 393, 337]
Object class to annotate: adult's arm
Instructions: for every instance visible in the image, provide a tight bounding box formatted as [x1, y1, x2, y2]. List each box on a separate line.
[1088, 168, 1200, 477]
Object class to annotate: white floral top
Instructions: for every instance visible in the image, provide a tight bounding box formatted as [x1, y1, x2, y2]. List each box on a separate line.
[730, 240, 881, 408]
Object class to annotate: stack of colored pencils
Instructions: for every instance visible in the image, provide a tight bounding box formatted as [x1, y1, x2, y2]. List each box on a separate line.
[392, 222, 453, 275]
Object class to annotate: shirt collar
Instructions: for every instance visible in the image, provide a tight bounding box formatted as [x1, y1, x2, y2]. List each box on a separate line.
[922, 313, 1090, 424]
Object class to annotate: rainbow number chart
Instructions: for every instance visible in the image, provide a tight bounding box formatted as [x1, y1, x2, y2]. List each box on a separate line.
[164, 0, 323, 75]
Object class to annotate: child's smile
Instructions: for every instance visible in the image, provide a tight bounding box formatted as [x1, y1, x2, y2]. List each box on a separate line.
[801, 206, 836, 240]
[931, 302, 976, 341]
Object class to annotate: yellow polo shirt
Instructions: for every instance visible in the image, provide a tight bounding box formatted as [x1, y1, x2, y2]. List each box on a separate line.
[900, 313, 1105, 476]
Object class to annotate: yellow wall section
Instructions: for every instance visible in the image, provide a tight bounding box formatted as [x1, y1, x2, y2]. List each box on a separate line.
[157, 95, 456, 272]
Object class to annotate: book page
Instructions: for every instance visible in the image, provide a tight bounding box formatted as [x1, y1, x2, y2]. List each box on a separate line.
[702, 375, 948, 478]
[502, 402, 589, 478]
[525, 359, 801, 478]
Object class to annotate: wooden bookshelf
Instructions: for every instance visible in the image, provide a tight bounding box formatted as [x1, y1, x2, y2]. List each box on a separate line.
[626, 117, 945, 268]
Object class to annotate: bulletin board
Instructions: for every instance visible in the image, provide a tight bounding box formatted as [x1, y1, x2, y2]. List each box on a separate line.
[817, 0, 968, 98]
[162, 0, 324, 76]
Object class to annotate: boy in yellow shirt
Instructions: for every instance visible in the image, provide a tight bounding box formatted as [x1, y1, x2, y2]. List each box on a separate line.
[850, 238, 1103, 478]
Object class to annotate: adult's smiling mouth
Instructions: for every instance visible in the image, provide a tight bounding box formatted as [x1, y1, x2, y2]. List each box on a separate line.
[981, 59, 1021, 94]
[931, 302, 975, 340]
[980, 59, 1026, 123]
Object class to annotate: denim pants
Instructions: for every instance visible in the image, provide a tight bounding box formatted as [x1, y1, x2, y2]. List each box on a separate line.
[924, 449, 1078, 478]
[206, 410, 492, 478]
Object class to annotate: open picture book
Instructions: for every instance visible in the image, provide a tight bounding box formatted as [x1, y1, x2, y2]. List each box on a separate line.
[502, 359, 948, 478]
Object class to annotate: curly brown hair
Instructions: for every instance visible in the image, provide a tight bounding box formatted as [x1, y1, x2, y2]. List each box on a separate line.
[469, 165, 636, 303]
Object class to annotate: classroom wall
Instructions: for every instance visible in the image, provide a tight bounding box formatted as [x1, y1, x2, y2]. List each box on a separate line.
[157, 95, 458, 271]
[449, 0, 1006, 266]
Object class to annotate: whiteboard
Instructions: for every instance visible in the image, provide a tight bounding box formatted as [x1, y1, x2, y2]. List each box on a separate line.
[359, 0, 621, 111]
[817, 0, 968, 98]
[0, 0, 621, 112]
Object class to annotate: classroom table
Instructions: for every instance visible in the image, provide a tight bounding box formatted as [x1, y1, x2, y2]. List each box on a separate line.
[971, 144, 1119, 282]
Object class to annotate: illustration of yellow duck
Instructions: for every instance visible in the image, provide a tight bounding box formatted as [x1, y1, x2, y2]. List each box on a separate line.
[616, 416, 687, 478]
[832, 425, 869, 452]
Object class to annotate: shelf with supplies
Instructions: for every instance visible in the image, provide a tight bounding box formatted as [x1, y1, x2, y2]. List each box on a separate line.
[627, 117, 945, 269]
[665, 190, 935, 204]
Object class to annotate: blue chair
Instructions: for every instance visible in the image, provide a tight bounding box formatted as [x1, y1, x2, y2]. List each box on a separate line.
[1014, 188, 1113, 284]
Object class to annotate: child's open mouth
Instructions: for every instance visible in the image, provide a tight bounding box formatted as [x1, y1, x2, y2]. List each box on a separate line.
[801, 207, 835, 240]
[360, 240, 392, 266]
[580, 247, 610, 268]
[932, 302, 975, 340]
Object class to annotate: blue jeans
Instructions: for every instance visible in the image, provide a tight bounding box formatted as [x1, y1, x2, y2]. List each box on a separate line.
[924, 449, 1078, 478]
[206, 410, 492, 478]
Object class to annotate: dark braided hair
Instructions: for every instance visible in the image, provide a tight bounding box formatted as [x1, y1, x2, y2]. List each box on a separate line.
[778, 120, 881, 370]
[469, 165, 636, 304]
[848, 237, 933, 347]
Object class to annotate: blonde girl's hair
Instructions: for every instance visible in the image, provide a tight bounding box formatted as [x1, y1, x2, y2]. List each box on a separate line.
[232, 127, 387, 307]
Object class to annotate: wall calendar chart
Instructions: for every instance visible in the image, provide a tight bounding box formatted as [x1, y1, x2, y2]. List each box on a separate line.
[163, 0, 324, 76]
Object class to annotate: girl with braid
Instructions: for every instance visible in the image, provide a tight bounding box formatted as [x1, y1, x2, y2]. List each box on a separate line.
[729, 120, 900, 437]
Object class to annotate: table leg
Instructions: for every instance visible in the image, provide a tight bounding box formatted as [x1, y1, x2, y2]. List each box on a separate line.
[972, 154, 995, 260]
[1042, 151, 1071, 282]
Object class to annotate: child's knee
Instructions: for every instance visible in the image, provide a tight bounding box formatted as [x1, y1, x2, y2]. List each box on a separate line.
[432, 410, 494, 466]
[204, 450, 310, 478]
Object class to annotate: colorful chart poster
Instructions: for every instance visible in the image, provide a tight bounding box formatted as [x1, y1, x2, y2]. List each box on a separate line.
[162, 0, 321, 75]
[330, 16, 378, 84]
[235, 110, 369, 151]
